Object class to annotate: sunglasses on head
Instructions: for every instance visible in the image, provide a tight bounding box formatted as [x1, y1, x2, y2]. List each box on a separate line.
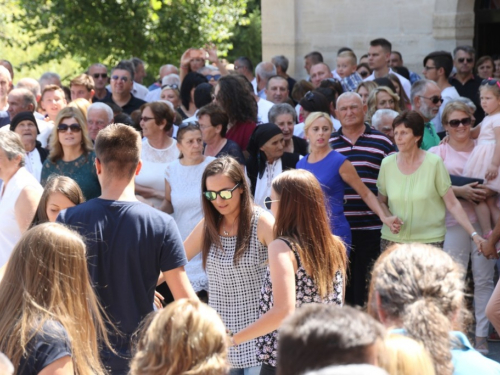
[447, 117, 472, 127]
[304, 91, 315, 101]
[481, 78, 500, 89]
[206, 74, 221, 81]
[93, 73, 107, 79]
[57, 123, 82, 132]
[111, 75, 129, 82]
[203, 182, 241, 201]
[178, 121, 200, 130]
[419, 95, 443, 104]
[264, 196, 279, 210]
[161, 84, 179, 90]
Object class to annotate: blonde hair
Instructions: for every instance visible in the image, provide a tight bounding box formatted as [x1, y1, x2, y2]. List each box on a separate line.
[441, 101, 473, 127]
[304, 111, 333, 136]
[129, 299, 228, 375]
[48, 106, 94, 163]
[338, 51, 357, 66]
[366, 87, 400, 124]
[68, 98, 92, 118]
[378, 334, 436, 375]
[372, 243, 466, 375]
[0, 223, 111, 375]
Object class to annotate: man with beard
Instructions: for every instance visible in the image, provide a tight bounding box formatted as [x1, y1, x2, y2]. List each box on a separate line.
[410, 79, 442, 150]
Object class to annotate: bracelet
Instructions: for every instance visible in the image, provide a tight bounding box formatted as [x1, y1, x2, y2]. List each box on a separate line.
[471, 231, 478, 239]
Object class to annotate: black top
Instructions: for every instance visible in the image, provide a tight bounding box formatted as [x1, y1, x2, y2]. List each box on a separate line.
[111, 94, 146, 115]
[92, 89, 113, 103]
[36, 141, 49, 163]
[177, 107, 188, 120]
[287, 76, 297, 97]
[449, 74, 485, 124]
[215, 139, 246, 165]
[18, 320, 71, 375]
[58, 199, 187, 372]
[292, 136, 308, 156]
[246, 152, 300, 196]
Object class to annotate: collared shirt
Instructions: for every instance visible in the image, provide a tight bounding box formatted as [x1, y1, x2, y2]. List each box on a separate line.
[92, 89, 113, 103]
[329, 124, 395, 230]
[365, 68, 411, 99]
[341, 72, 364, 92]
[111, 94, 147, 115]
[421, 122, 441, 150]
[449, 74, 485, 124]
[257, 88, 267, 100]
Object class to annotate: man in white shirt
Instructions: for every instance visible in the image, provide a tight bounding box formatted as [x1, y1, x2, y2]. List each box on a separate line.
[255, 62, 277, 100]
[265, 76, 289, 104]
[234, 57, 257, 94]
[422, 51, 460, 133]
[364, 38, 411, 99]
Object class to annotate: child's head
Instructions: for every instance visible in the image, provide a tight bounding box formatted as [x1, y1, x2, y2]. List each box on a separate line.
[479, 78, 500, 115]
[336, 51, 358, 79]
[40, 84, 67, 121]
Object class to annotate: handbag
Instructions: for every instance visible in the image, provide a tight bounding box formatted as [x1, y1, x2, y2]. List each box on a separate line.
[450, 175, 484, 186]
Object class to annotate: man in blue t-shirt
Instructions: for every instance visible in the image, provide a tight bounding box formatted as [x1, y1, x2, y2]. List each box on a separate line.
[58, 124, 197, 374]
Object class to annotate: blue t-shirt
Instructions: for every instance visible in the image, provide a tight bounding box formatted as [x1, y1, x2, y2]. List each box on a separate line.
[58, 199, 187, 373]
[18, 320, 71, 375]
[297, 150, 352, 251]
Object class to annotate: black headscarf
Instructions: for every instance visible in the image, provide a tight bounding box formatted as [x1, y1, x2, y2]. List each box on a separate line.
[10, 111, 40, 134]
[246, 123, 283, 180]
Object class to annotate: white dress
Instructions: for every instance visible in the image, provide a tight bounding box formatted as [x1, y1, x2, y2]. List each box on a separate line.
[0, 167, 43, 267]
[164, 156, 215, 291]
[135, 138, 179, 207]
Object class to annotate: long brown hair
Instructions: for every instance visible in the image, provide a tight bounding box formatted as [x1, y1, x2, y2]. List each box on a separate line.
[201, 156, 254, 267]
[31, 175, 85, 226]
[0, 223, 112, 375]
[129, 299, 228, 375]
[272, 169, 347, 298]
[48, 106, 94, 163]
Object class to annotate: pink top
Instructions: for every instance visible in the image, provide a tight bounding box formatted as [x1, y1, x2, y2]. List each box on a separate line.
[428, 142, 477, 227]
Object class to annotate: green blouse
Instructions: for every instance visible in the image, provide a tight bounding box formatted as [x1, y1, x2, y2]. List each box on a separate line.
[376, 152, 451, 243]
[41, 151, 101, 200]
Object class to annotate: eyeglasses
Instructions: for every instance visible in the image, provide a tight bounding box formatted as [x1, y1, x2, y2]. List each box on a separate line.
[481, 78, 500, 89]
[418, 95, 443, 104]
[140, 116, 155, 123]
[359, 71, 369, 78]
[161, 84, 179, 90]
[447, 117, 472, 127]
[206, 74, 221, 81]
[93, 73, 108, 79]
[203, 182, 241, 201]
[111, 75, 129, 82]
[57, 123, 82, 132]
[264, 196, 280, 210]
[423, 66, 437, 71]
[457, 57, 474, 64]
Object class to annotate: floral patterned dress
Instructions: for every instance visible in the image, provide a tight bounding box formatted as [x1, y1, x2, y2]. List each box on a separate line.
[256, 237, 344, 367]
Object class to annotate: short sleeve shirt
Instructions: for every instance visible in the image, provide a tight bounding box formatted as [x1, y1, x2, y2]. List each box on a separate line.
[57, 199, 187, 344]
[377, 152, 451, 243]
[18, 320, 72, 375]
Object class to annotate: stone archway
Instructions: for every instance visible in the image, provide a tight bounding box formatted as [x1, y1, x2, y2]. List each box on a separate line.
[433, 0, 475, 45]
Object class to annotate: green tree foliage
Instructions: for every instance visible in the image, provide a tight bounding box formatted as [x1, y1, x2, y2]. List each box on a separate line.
[11, 0, 251, 83]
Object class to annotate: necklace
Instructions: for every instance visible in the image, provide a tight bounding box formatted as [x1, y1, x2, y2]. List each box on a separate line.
[222, 216, 238, 236]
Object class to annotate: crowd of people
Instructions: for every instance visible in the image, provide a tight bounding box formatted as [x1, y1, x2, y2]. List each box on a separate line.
[1, 36, 500, 374]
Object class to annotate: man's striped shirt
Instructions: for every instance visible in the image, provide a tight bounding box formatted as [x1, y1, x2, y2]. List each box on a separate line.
[329, 124, 396, 230]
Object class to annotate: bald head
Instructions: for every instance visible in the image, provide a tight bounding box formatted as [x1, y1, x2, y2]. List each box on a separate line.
[255, 62, 277, 91]
[160, 64, 179, 79]
[7, 88, 37, 119]
[17, 78, 42, 98]
[336, 92, 366, 130]
[310, 63, 332, 88]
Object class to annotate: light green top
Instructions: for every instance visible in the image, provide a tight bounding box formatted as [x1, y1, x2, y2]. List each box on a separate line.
[377, 152, 451, 243]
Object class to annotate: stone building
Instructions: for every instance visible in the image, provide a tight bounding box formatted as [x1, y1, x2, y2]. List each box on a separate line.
[262, 0, 500, 79]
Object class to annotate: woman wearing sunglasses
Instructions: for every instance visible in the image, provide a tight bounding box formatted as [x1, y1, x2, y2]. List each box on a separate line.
[377, 110, 483, 251]
[160, 123, 215, 299]
[184, 156, 275, 375]
[41, 107, 100, 200]
[229, 169, 346, 375]
[429, 100, 495, 355]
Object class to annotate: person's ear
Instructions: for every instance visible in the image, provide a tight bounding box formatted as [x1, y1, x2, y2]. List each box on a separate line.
[89, 89, 95, 99]
[375, 291, 389, 325]
[135, 160, 142, 176]
[215, 124, 222, 135]
[95, 157, 102, 175]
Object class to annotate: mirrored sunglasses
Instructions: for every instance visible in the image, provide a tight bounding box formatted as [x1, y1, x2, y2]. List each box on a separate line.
[203, 182, 241, 201]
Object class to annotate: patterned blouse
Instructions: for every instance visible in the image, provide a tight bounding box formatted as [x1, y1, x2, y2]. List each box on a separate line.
[206, 207, 268, 368]
[256, 237, 344, 367]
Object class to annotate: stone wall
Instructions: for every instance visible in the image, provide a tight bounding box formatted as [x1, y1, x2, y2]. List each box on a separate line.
[262, 0, 475, 80]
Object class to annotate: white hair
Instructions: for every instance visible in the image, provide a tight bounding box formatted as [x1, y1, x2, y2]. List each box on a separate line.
[87, 102, 114, 122]
[161, 74, 181, 87]
[372, 109, 399, 129]
[255, 62, 277, 80]
[336, 92, 362, 108]
[16, 78, 41, 97]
